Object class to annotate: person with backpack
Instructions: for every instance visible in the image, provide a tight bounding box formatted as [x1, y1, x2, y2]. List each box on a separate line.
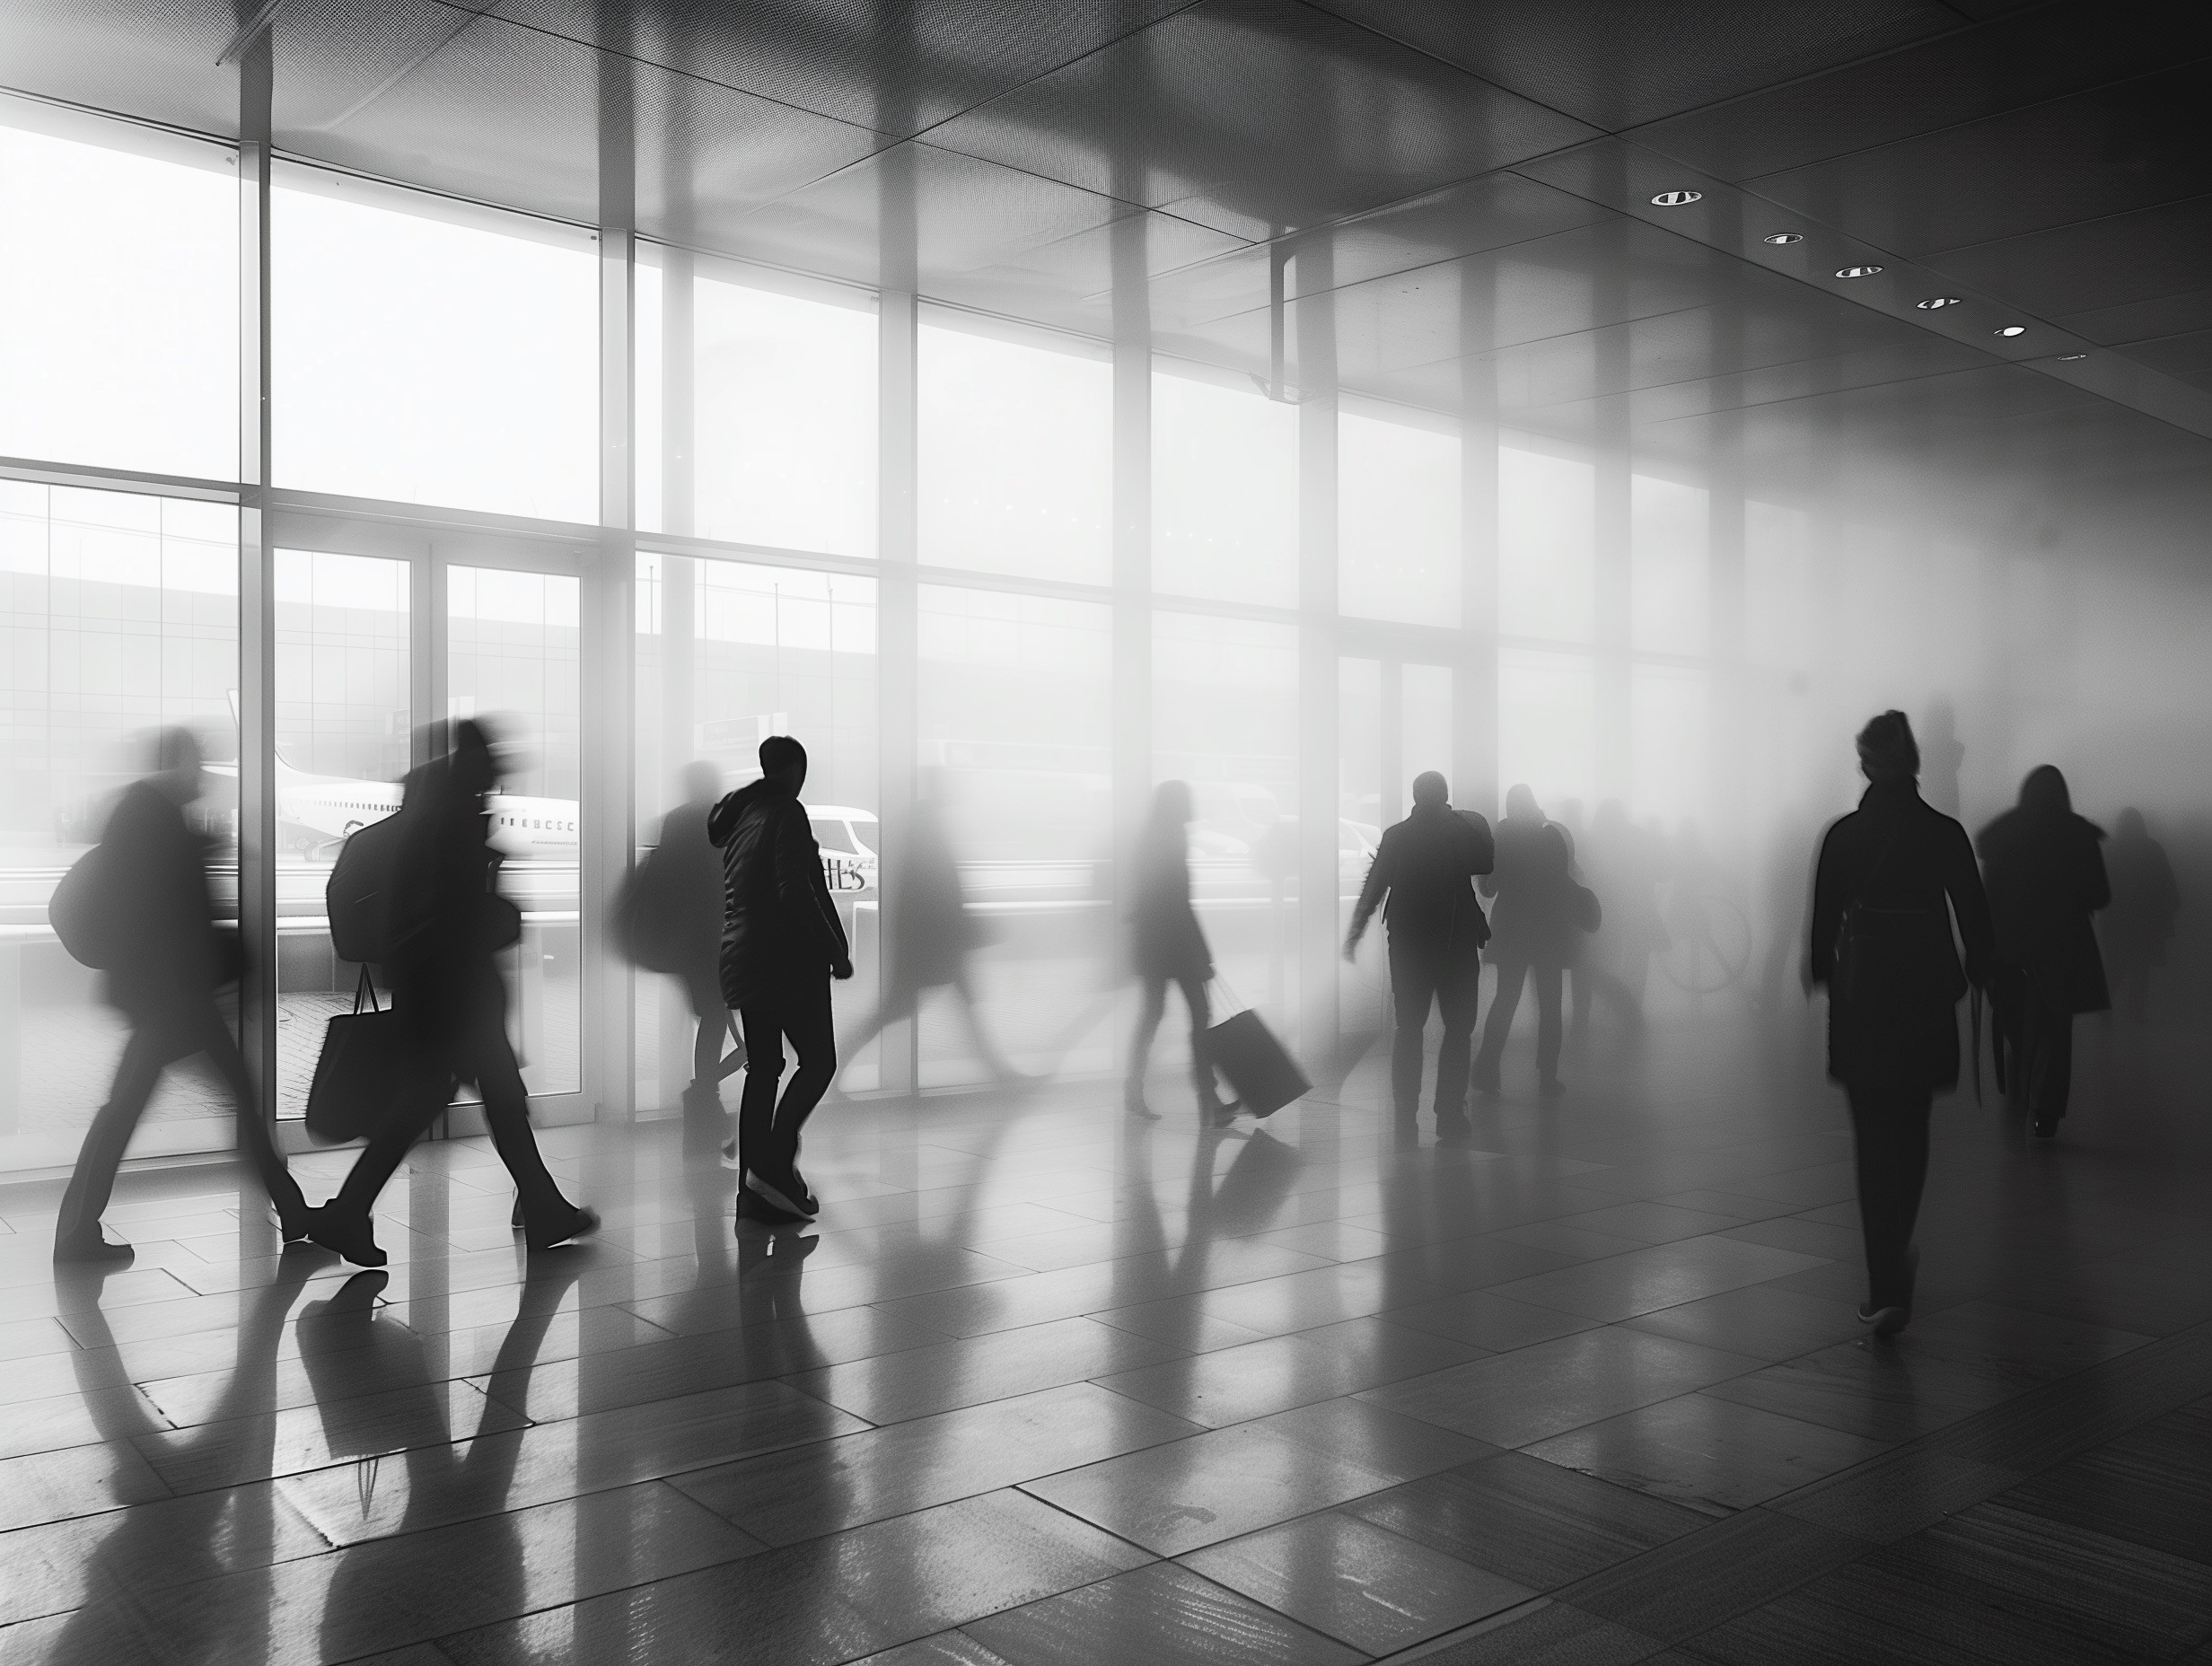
[711, 734, 853, 1222]
[1472, 786, 1597, 1100]
[1807, 711, 1993, 1336]
[305, 720, 598, 1265]
[51, 727, 311, 1261]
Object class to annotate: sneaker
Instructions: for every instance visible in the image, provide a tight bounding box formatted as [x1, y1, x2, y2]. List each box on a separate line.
[525, 1203, 601, 1251]
[745, 1170, 817, 1221]
[1856, 1302, 1909, 1337]
[52, 1231, 134, 1266]
[306, 1204, 387, 1268]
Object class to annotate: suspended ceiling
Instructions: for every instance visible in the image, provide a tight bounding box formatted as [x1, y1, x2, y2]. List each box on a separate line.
[6, 0, 2210, 537]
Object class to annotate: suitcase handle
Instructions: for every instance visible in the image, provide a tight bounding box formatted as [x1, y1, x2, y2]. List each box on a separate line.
[1208, 976, 1251, 1020]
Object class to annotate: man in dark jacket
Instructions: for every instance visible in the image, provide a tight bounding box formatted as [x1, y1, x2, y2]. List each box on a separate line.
[1978, 766, 2110, 1137]
[1473, 785, 1582, 1099]
[1344, 772, 1494, 1136]
[56, 728, 309, 1261]
[1809, 711, 1993, 1336]
[712, 734, 853, 1221]
[308, 722, 597, 1267]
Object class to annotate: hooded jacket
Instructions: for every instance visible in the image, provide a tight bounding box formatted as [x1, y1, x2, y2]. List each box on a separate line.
[1977, 768, 2110, 1014]
[709, 777, 849, 1008]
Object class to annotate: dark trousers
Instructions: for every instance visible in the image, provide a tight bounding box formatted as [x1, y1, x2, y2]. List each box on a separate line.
[1129, 972, 1216, 1105]
[1846, 1083, 1932, 1311]
[59, 1000, 303, 1245]
[2007, 990, 2075, 1126]
[1474, 958, 1564, 1087]
[334, 966, 568, 1229]
[737, 974, 836, 1184]
[1389, 940, 1479, 1119]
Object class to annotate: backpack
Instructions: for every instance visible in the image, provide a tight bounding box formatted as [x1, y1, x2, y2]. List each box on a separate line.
[612, 843, 689, 973]
[49, 843, 122, 969]
[327, 813, 407, 964]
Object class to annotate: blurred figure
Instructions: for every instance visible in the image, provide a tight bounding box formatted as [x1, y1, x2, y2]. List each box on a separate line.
[1979, 767, 2111, 1137]
[307, 720, 597, 1267]
[2101, 807, 2180, 1021]
[1922, 697, 1965, 819]
[712, 734, 853, 1222]
[1343, 770, 1494, 1137]
[1758, 805, 1820, 1004]
[1571, 800, 1655, 1044]
[627, 762, 745, 1137]
[55, 727, 310, 1262]
[1127, 780, 1235, 1125]
[1809, 711, 1992, 1336]
[839, 768, 1024, 1091]
[1473, 788, 1593, 1100]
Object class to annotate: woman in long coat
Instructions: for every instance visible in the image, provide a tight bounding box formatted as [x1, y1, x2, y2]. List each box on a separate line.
[1809, 711, 1993, 1335]
[1978, 766, 2110, 1136]
[1126, 781, 1235, 1124]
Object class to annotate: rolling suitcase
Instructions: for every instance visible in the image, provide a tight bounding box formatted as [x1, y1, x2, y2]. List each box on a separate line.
[1206, 982, 1311, 1118]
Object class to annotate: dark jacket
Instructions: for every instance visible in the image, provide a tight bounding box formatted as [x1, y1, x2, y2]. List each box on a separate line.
[1977, 806, 2110, 1014]
[1129, 820, 1209, 982]
[1482, 814, 1582, 966]
[100, 780, 223, 1021]
[1810, 778, 1994, 1091]
[1349, 802, 1494, 961]
[2102, 824, 2180, 970]
[383, 760, 516, 1032]
[710, 779, 849, 1008]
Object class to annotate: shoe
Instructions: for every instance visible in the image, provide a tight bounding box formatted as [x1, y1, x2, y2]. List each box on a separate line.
[53, 1232, 134, 1266]
[1857, 1302, 1909, 1337]
[307, 1204, 387, 1268]
[720, 1137, 742, 1170]
[275, 1201, 315, 1244]
[1202, 1096, 1242, 1128]
[525, 1202, 600, 1251]
[1124, 1085, 1160, 1123]
[511, 1198, 525, 1229]
[2032, 1118, 2058, 1138]
[1538, 1077, 1567, 1100]
[1435, 1113, 1472, 1148]
[745, 1170, 817, 1221]
[1470, 1072, 1500, 1098]
[735, 1188, 810, 1228]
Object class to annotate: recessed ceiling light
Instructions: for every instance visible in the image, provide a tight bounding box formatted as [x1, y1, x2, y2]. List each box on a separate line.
[1835, 265, 1883, 279]
[1916, 296, 1962, 310]
[1762, 232, 1803, 245]
[1651, 190, 1702, 206]
[2057, 352, 2087, 361]
[1996, 325, 2026, 338]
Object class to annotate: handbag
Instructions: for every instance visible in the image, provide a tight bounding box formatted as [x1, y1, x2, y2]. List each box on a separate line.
[1205, 979, 1312, 1118]
[303, 969, 413, 1145]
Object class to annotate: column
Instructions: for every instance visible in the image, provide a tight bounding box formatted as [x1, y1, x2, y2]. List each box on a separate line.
[1296, 241, 1339, 1057]
[1458, 268, 1500, 820]
[874, 137, 919, 1095]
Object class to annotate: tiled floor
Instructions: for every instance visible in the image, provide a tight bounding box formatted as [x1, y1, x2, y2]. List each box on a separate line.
[4, 1003, 2211, 1663]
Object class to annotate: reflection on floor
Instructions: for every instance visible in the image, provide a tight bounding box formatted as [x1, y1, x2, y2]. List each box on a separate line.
[3, 1006, 2210, 1664]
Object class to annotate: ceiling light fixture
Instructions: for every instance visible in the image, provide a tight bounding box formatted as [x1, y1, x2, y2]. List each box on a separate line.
[2057, 352, 2087, 361]
[1916, 296, 1962, 310]
[1651, 189, 1702, 206]
[1762, 232, 1803, 245]
[1835, 265, 1883, 278]
[1996, 325, 2026, 338]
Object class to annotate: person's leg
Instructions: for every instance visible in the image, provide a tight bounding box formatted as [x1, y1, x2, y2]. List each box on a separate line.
[1432, 956, 1478, 1124]
[2039, 1003, 2075, 1125]
[1179, 973, 1221, 1109]
[1388, 942, 1439, 1119]
[1472, 959, 1526, 1088]
[1892, 1089, 1933, 1309]
[1845, 1086, 1902, 1310]
[951, 966, 1023, 1081]
[55, 1018, 176, 1250]
[1127, 975, 1169, 1106]
[769, 975, 837, 1179]
[1534, 964, 1565, 1088]
[195, 1002, 307, 1228]
[734, 1003, 786, 1186]
[465, 1001, 574, 1230]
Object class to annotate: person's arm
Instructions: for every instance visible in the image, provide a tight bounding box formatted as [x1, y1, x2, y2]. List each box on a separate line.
[777, 802, 852, 973]
[1942, 820, 1997, 987]
[2085, 834, 2112, 914]
[1345, 833, 1392, 957]
[1462, 812, 1496, 877]
[1807, 823, 1844, 988]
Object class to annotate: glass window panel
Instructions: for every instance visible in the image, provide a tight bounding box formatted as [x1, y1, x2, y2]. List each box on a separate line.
[1, 482, 241, 1171]
[1338, 657, 1386, 1037]
[633, 555, 878, 1107]
[1154, 611, 1298, 1030]
[450, 566, 581, 1098]
[1339, 409, 1460, 624]
[273, 166, 599, 522]
[1631, 662, 1710, 834]
[1746, 499, 1813, 673]
[0, 103, 238, 480]
[919, 315, 1110, 584]
[1631, 475, 1707, 656]
[639, 251, 879, 556]
[1499, 646, 1594, 815]
[1499, 448, 1593, 643]
[1403, 663, 1453, 790]
[272, 548, 410, 1119]
[916, 586, 1111, 1083]
[1153, 366, 1298, 607]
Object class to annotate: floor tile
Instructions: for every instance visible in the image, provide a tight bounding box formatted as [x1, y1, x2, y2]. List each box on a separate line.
[787, 1314, 1180, 1424]
[2000, 1399, 2212, 1565]
[1483, 1238, 1829, 1325]
[1397, 1599, 1667, 1665]
[964, 1562, 1363, 1666]
[1555, 1507, 1872, 1640]
[1096, 1317, 1480, 1428]
[1620, 1285, 1868, 1363]
[1524, 1391, 1891, 1514]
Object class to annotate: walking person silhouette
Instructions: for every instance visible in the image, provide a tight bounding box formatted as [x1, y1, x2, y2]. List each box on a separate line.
[1808, 711, 1992, 1335]
[1343, 771, 1493, 1140]
[1473, 785, 1593, 1100]
[53, 727, 311, 1262]
[711, 734, 853, 1223]
[306, 719, 597, 1266]
[1126, 781, 1238, 1125]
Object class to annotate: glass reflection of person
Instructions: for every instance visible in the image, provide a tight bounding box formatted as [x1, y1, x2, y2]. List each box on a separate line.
[46, 1252, 314, 1660]
[1125, 782, 1237, 1126]
[658, 762, 747, 1136]
[55, 726, 312, 1262]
